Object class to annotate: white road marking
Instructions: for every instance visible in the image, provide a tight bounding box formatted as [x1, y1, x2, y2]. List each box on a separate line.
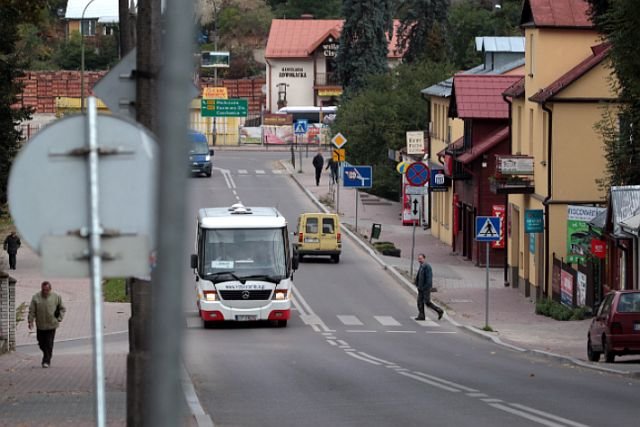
[412, 372, 478, 392]
[346, 352, 381, 366]
[326, 340, 337, 346]
[337, 315, 363, 326]
[375, 316, 401, 326]
[413, 317, 440, 327]
[425, 331, 457, 334]
[489, 404, 572, 427]
[272, 169, 285, 174]
[398, 371, 461, 393]
[467, 393, 489, 398]
[508, 404, 589, 427]
[386, 330, 416, 334]
[336, 340, 349, 347]
[357, 352, 394, 366]
[237, 169, 248, 174]
[255, 169, 265, 174]
[346, 330, 377, 333]
[182, 365, 215, 427]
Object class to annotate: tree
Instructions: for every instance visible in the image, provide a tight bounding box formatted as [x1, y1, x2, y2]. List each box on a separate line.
[331, 60, 453, 199]
[396, 0, 449, 63]
[269, 0, 342, 19]
[0, 0, 49, 205]
[447, 0, 521, 69]
[587, 0, 640, 187]
[336, 0, 395, 97]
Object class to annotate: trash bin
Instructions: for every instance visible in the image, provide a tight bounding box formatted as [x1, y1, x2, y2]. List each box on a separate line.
[370, 223, 382, 242]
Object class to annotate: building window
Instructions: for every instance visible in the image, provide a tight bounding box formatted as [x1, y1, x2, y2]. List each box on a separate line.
[104, 26, 115, 36]
[81, 19, 96, 36]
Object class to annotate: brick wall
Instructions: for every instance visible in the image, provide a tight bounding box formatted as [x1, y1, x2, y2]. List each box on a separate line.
[0, 272, 17, 354]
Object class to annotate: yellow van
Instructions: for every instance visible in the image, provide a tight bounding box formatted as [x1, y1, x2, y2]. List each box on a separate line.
[294, 213, 341, 263]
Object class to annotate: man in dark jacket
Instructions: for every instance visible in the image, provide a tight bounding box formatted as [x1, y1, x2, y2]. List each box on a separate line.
[312, 149, 324, 186]
[3, 231, 21, 270]
[415, 253, 444, 321]
[28, 281, 66, 368]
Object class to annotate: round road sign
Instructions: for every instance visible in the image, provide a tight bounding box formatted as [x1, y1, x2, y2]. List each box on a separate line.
[405, 162, 429, 186]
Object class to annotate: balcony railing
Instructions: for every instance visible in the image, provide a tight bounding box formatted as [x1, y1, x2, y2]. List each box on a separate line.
[315, 72, 341, 86]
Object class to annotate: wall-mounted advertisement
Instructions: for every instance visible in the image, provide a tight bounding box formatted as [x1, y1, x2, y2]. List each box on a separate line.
[491, 205, 505, 248]
[263, 113, 293, 145]
[560, 269, 574, 307]
[566, 206, 606, 264]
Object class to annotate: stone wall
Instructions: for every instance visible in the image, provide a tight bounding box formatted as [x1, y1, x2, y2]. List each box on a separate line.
[0, 272, 17, 354]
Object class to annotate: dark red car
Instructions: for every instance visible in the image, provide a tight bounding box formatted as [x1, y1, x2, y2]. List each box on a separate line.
[587, 290, 640, 362]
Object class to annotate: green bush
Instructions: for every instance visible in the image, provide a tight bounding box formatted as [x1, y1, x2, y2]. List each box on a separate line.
[535, 299, 587, 321]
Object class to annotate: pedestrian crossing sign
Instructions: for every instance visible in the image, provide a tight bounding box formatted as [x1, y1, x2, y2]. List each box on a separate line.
[294, 120, 308, 135]
[475, 216, 501, 242]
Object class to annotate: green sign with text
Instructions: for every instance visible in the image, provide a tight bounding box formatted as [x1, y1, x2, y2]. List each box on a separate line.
[201, 98, 248, 117]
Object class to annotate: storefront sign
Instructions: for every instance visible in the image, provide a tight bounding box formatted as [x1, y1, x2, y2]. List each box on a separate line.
[279, 66, 307, 78]
[318, 89, 343, 97]
[406, 131, 425, 155]
[591, 239, 606, 259]
[202, 87, 228, 99]
[525, 209, 544, 233]
[566, 205, 606, 264]
[491, 205, 505, 248]
[496, 155, 534, 176]
[263, 113, 293, 126]
[322, 37, 339, 57]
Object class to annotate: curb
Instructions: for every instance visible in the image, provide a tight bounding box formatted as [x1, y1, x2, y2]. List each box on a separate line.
[282, 159, 638, 379]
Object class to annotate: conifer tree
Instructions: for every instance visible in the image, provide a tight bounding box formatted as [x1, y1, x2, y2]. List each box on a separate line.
[336, 0, 395, 97]
[396, 0, 449, 63]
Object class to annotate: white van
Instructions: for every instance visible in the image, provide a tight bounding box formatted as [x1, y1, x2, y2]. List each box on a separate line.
[190, 204, 298, 327]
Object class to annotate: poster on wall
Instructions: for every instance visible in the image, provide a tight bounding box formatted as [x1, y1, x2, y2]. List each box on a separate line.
[577, 271, 587, 307]
[566, 206, 606, 264]
[491, 205, 505, 248]
[560, 269, 574, 307]
[263, 113, 293, 145]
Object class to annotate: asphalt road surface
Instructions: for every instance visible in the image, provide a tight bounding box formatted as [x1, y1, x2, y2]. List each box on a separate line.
[181, 151, 638, 427]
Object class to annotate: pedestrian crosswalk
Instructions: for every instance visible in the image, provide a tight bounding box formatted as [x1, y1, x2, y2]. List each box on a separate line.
[233, 169, 289, 176]
[334, 314, 441, 328]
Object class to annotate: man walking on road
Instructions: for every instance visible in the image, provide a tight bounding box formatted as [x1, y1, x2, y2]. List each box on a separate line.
[3, 230, 21, 270]
[312, 149, 324, 186]
[415, 253, 444, 321]
[28, 281, 66, 368]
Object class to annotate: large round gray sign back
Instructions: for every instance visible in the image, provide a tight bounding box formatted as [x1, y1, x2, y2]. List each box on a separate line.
[8, 114, 158, 254]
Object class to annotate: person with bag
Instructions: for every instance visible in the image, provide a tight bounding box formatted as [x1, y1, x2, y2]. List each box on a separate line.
[414, 253, 444, 321]
[3, 230, 21, 270]
[28, 281, 66, 368]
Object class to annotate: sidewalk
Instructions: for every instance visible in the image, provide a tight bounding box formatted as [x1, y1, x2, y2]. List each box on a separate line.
[283, 154, 640, 377]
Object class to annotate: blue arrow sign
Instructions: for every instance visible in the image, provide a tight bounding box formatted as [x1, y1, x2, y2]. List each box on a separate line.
[294, 119, 308, 134]
[343, 166, 372, 188]
[475, 216, 501, 242]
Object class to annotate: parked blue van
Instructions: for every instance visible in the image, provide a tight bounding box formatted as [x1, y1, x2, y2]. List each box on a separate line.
[189, 130, 214, 177]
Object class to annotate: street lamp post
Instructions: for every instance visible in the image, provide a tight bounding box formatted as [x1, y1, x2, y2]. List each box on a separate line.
[81, 0, 98, 113]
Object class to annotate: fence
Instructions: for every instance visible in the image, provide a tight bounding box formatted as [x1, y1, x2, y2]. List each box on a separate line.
[552, 253, 600, 310]
[0, 272, 17, 354]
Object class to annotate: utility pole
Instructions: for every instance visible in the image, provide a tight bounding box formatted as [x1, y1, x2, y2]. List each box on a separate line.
[118, 0, 136, 56]
[127, 0, 161, 426]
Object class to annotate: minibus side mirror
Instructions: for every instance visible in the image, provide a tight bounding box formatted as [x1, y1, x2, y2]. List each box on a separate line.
[190, 254, 198, 269]
[291, 254, 299, 271]
[209, 148, 214, 156]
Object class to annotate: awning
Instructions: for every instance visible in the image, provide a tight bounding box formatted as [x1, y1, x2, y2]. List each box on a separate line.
[588, 209, 607, 230]
[620, 213, 640, 235]
[456, 126, 509, 164]
[437, 136, 464, 157]
[611, 185, 640, 236]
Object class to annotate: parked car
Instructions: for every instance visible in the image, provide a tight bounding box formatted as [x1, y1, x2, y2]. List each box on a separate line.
[587, 290, 640, 362]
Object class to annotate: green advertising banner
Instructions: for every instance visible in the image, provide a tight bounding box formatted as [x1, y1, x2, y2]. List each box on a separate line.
[566, 205, 606, 264]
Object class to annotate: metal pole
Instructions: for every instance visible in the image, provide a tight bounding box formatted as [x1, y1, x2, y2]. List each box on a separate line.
[485, 242, 490, 329]
[410, 220, 416, 279]
[86, 97, 106, 427]
[148, 0, 193, 425]
[336, 163, 340, 215]
[355, 189, 359, 236]
[80, 0, 97, 114]
[298, 136, 302, 173]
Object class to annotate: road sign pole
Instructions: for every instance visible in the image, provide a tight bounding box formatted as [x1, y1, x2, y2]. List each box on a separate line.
[485, 242, 490, 329]
[410, 220, 416, 279]
[298, 135, 302, 173]
[336, 165, 340, 215]
[355, 189, 359, 235]
[87, 97, 107, 427]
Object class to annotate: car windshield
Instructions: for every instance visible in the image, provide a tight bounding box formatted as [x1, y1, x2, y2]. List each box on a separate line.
[201, 228, 287, 279]
[617, 293, 640, 313]
[190, 140, 209, 155]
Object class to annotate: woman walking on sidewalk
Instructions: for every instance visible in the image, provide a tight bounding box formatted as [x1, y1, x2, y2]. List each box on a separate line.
[28, 281, 65, 368]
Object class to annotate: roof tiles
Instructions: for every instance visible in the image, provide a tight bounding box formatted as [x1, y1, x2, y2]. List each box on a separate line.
[523, 0, 593, 28]
[451, 75, 523, 119]
[265, 19, 403, 59]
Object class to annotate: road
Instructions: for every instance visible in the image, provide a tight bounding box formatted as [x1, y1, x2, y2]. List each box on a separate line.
[182, 151, 638, 427]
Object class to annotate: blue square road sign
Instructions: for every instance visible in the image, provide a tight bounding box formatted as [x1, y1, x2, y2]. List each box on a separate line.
[475, 216, 501, 242]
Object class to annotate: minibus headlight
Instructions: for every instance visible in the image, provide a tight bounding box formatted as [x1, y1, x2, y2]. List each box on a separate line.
[273, 289, 289, 300]
[205, 155, 211, 161]
[203, 290, 217, 301]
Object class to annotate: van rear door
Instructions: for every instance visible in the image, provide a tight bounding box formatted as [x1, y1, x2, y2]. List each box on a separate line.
[320, 216, 337, 251]
[302, 215, 321, 251]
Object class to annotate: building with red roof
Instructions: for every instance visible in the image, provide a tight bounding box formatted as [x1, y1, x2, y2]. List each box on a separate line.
[264, 18, 403, 112]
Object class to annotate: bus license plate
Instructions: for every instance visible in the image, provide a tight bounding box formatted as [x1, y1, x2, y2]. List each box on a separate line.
[634, 323, 640, 331]
[304, 237, 319, 243]
[236, 315, 257, 321]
